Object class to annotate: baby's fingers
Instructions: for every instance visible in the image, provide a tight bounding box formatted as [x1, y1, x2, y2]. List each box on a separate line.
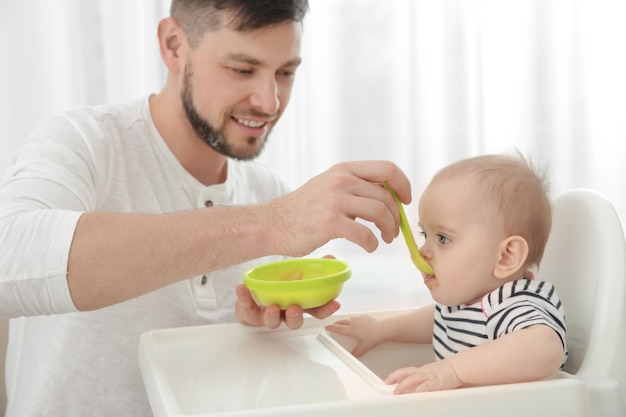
[386, 361, 462, 394]
[385, 367, 428, 394]
[324, 320, 352, 332]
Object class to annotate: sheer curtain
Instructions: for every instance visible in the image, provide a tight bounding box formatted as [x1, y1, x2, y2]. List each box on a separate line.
[0, 0, 169, 172]
[263, 0, 626, 259]
[266, 0, 626, 210]
[1, 0, 625, 244]
[1, 1, 625, 408]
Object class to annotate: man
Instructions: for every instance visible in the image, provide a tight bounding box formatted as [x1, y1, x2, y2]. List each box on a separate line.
[0, 1, 411, 416]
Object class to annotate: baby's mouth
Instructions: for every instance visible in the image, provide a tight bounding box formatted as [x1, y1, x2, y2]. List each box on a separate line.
[424, 274, 439, 290]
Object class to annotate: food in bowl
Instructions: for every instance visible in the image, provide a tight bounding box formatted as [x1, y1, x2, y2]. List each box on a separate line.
[243, 258, 351, 309]
[280, 268, 304, 281]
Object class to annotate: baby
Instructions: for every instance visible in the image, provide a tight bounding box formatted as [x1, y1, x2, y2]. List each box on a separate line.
[326, 153, 567, 394]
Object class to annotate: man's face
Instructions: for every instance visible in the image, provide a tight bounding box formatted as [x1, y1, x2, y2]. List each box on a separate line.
[180, 20, 302, 160]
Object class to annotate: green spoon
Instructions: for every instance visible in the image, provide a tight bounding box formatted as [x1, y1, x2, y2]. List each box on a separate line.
[384, 182, 434, 275]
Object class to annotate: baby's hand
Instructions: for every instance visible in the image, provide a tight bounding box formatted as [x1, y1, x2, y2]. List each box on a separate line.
[324, 315, 386, 357]
[385, 360, 462, 394]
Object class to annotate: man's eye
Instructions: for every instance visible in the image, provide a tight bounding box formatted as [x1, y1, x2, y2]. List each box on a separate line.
[278, 70, 296, 78]
[232, 68, 252, 75]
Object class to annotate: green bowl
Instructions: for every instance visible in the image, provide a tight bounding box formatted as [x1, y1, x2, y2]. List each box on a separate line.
[243, 258, 352, 309]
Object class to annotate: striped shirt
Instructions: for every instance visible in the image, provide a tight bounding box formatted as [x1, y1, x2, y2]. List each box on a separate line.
[432, 279, 567, 365]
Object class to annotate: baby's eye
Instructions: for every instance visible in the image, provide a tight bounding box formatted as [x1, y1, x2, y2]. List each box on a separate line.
[437, 234, 451, 245]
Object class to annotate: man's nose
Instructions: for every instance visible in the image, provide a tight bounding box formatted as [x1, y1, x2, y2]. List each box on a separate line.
[249, 76, 280, 115]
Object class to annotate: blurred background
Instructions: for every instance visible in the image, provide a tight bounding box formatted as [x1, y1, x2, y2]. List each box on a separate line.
[2, 0, 625, 253]
[2, 0, 625, 300]
[1, 0, 625, 282]
[0, 0, 625, 410]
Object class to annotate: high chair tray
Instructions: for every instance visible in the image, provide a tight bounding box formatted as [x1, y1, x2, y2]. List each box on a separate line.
[139, 309, 620, 417]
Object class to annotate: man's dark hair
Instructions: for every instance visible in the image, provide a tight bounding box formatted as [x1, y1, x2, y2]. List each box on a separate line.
[171, 0, 309, 47]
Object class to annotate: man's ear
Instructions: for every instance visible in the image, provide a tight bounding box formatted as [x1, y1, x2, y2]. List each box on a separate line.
[157, 17, 186, 74]
[493, 235, 529, 279]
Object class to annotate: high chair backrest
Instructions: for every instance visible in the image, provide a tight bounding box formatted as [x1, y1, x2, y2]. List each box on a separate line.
[538, 189, 626, 387]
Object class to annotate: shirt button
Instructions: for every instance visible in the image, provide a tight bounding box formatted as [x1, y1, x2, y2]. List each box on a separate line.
[204, 200, 213, 208]
[201, 275, 207, 285]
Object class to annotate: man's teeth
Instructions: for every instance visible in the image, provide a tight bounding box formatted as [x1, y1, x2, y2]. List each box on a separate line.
[236, 118, 265, 128]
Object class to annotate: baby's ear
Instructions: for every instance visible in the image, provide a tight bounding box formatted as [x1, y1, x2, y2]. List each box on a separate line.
[493, 235, 529, 279]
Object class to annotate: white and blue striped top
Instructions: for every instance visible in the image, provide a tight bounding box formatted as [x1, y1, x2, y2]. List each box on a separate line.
[433, 279, 567, 365]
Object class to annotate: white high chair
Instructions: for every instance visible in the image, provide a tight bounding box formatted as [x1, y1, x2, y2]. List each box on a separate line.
[139, 189, 626, 417]
[537, 188, 626, 412]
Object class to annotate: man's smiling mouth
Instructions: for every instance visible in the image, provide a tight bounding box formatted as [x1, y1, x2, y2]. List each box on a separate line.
[234, 117, 267, 128]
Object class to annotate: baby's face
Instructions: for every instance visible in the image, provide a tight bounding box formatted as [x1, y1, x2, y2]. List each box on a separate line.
[417, 176, 506, 306]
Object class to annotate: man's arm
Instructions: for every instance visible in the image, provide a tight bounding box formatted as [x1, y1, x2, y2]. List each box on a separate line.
[66, 160, 412, 311]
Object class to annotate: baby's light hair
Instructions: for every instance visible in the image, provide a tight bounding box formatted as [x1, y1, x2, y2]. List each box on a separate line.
[431, 152, 552, 268]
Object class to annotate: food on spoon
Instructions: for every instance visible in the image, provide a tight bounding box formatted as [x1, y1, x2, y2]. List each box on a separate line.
[383, 182, 435, 276]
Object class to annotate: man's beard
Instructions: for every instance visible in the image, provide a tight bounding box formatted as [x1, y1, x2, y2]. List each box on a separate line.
[181, 64, 272, 161]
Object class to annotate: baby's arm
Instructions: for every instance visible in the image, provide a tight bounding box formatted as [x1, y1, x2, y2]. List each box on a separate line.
[324, 304, 435, 357]
[387, 323, 564, 394]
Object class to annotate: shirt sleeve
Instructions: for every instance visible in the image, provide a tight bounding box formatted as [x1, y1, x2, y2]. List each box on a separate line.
[483, 280, 567, 363]
[0, 112, 106, 317]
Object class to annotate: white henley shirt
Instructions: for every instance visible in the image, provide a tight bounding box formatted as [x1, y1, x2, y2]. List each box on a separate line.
[0, 96, 288, 416]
